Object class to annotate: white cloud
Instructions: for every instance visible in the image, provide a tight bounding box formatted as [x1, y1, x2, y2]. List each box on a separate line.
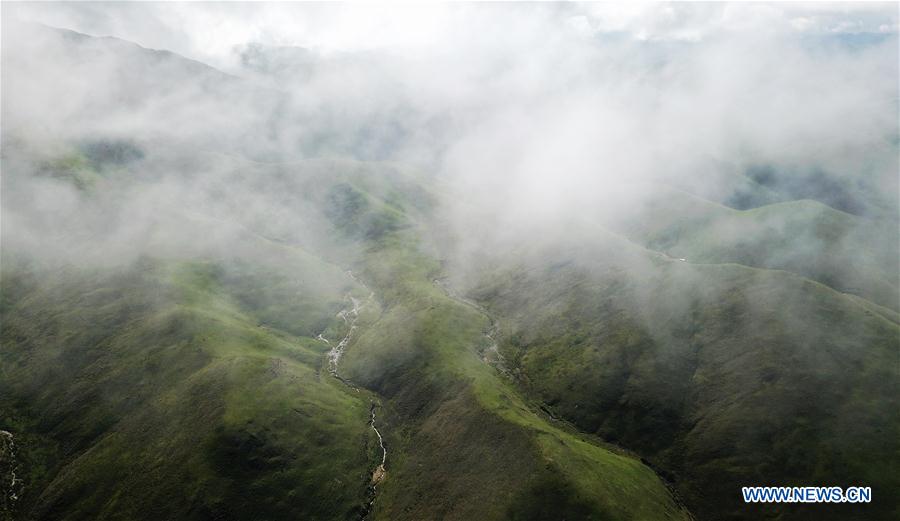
[6, 3, 895, 67]
[2, 2, 897, 254]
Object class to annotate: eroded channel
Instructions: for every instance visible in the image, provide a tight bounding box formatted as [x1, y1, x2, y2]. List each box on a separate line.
[317, 271, 386, 519]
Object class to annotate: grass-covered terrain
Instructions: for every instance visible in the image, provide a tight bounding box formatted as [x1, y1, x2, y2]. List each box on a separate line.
[1, 145, 691, 520]
[607, 185, 899, 310]
[0, 247, 382, 520]
[3, 135, 896, 520]
[459, 223, 900, 521]
[340, 229, 690, 521]
[2, 24, 897, 521]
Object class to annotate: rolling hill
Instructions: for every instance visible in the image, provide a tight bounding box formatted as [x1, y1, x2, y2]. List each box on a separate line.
[2, 20, 898, 521]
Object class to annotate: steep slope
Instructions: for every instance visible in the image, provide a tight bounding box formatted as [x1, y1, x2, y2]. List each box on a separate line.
[453, 223, 900, 521]
[605, 185, 899, 310]
[3, 20, 897, 521]
[247, 166, 691, 520]
[0, 244, 382, 520]
[655, 157, 899, 222]
[1, 22, 283, 160]
[339, 228, 690, 521]
[1, 137, 691, 520]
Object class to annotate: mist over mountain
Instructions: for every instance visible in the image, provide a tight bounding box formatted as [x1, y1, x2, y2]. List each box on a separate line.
[1, 3, 898, 521]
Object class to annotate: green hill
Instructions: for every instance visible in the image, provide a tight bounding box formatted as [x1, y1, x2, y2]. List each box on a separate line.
[2, 21, 897, 521]
[607, 186, 899, 310]
[1, 146, 691, 520]
[340, 230, 689, 521]
[0, 248, 380, 520]
[455, 223, 900, 521]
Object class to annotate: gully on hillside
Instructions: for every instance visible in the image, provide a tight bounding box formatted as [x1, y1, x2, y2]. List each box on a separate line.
[317, 272, 386, 519]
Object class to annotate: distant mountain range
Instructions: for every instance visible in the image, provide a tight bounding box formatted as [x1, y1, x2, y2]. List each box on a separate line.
[1, 24, 897, 521]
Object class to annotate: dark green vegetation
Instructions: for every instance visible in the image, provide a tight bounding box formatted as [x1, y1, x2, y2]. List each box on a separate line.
[462, 231, 899, 521]
[446, 167, 899, 519]
[0, 250, 380, 520]
[608, 186, 899, 310]
[1, 138, 691, 520]
[3, 23, 898, 521]
[341, 232, 688, 521]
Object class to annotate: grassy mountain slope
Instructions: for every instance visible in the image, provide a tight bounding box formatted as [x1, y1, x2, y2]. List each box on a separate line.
[1, 145, 691, 520]
[607, 185, 899, 310]
[459, 226, 900, 521]
[0, 247, 381, 520]
[339, 229, 690, 521]
[4, 139, 896, 520]
[3, 23, 897, 521]
[1, 22, 282, 160]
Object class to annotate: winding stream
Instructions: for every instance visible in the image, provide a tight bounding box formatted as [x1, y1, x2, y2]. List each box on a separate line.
[0, 430, 22, 517]
[433, 278, 509, 375]
[369, 405, 387, 485]
[317, 271, 386, 519]
[326, 293, 365, 378]
[432, 274, 697, 521]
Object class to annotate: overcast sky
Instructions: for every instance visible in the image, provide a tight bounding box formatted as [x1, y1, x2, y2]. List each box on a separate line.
[5, 2, 898, 70]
